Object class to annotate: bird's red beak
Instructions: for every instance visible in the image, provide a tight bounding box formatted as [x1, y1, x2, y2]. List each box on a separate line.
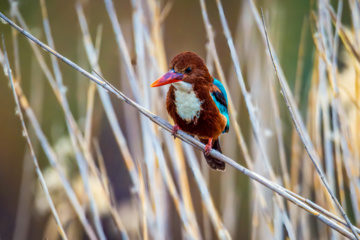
[151, 70, 184, 87]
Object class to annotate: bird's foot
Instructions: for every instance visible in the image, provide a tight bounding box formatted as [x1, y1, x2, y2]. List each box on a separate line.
[204, 138, 213, 156]
[171, 124, 180, 139]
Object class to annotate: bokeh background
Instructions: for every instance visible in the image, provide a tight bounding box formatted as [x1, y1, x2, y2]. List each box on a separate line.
[0, 0, 358, 239]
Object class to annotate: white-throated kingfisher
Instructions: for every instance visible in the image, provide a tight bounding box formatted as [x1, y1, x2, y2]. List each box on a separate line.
[151, 52, 230, 171]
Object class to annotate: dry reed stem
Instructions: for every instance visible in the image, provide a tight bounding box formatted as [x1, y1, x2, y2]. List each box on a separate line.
[131, 0, 183, 238]
[1, 64, 98, 240]
[93, 141, 130, 238]
[327, 0, 360, 184]
[327, 0, 360, 224]
[9, 1, 113, 211]
[214, 0, 296, 236]
[213, 2, 301, 234]
[77, 5, 153, 237]
[326, 0, 360, 224]
[136, 159, 149, 240]
[77, 3, 157, 238]
[39, 1, 107, 239]
[251, 0, 360, 230]
[1, 11, 358, 239]
[268, 74, 290, 190]
[10, 10, 40, 240]
[3, 8, 348, 238]
[102, 2, 170, 237]
[93, 140, 111, 198]
[83, 25, 101, 148]
[0, 11, 99, 236]
[203, 1, 306, 237]
[103, 0, 227, 237]
[313, 1, 356, 223]
[9, 6, 20, 83]
[259, 6, 360, 240]
[3, 39, 68, 240]
[215, 0, 276, 182]
[199, 0, 278, 232]
[77, 3, 203, 238]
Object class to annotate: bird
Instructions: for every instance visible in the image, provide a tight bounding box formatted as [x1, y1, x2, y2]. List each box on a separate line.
[150, 51, 230, 171]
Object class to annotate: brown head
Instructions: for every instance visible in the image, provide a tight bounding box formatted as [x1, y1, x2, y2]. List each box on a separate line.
[151, 52, 213, 88]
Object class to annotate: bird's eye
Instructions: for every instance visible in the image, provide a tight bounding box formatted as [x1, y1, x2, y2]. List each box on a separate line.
[185, 67, 192, 73]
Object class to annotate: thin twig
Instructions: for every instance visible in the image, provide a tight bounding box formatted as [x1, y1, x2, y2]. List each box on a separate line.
[259, 7, 360, 240]
[200, 0, 289, 235]
[38, 1, 106, 238]
[77, 3, 202, 238]
[215, 0, 277, 181]
[0, 11, 357, 239]
[2, 38, 68, 240]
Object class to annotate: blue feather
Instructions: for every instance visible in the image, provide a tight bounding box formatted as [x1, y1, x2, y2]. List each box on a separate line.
[211, 79, 230, 133]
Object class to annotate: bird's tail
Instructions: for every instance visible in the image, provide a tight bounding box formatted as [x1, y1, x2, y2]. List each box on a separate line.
[201, 139, 226, 171]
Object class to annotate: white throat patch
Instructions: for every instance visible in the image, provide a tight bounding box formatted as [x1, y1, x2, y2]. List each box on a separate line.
[172, 82, 203, 123]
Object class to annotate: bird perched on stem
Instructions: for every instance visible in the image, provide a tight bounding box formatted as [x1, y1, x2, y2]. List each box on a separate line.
[151, 52, 230, 171]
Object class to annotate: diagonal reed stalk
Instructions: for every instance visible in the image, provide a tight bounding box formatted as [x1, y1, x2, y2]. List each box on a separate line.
[38, 1, 106, 239]
[199, 0, 293, 235]
[258, 5, 359, 240]
[1, 10, 359, 239]
[3, 39, 68, 240]
[76, 3, 204, 239]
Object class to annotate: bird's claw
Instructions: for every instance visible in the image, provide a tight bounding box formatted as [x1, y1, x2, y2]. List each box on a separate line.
[204, 138, 213, 156]
[172, 124, 180, 139]
[204, 145, 212, 156]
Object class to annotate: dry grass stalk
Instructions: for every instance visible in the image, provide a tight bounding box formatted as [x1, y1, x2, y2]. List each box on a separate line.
[259, 5, 359, 240]
[2, 0, 360, 238]
[201, 0, 291, 234]
[1, 9, 359, 238]
[2, 40, 68, 240]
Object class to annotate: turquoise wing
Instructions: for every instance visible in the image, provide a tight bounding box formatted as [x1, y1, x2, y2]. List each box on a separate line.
[210, 79, 230, 133]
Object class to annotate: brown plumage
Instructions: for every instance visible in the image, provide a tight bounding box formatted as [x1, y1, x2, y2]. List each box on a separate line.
[151, 51, 228, 171]
[165, 84, 226, 139]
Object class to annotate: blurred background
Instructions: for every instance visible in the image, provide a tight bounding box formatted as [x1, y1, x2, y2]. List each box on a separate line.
[0, 0, 359, 239]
